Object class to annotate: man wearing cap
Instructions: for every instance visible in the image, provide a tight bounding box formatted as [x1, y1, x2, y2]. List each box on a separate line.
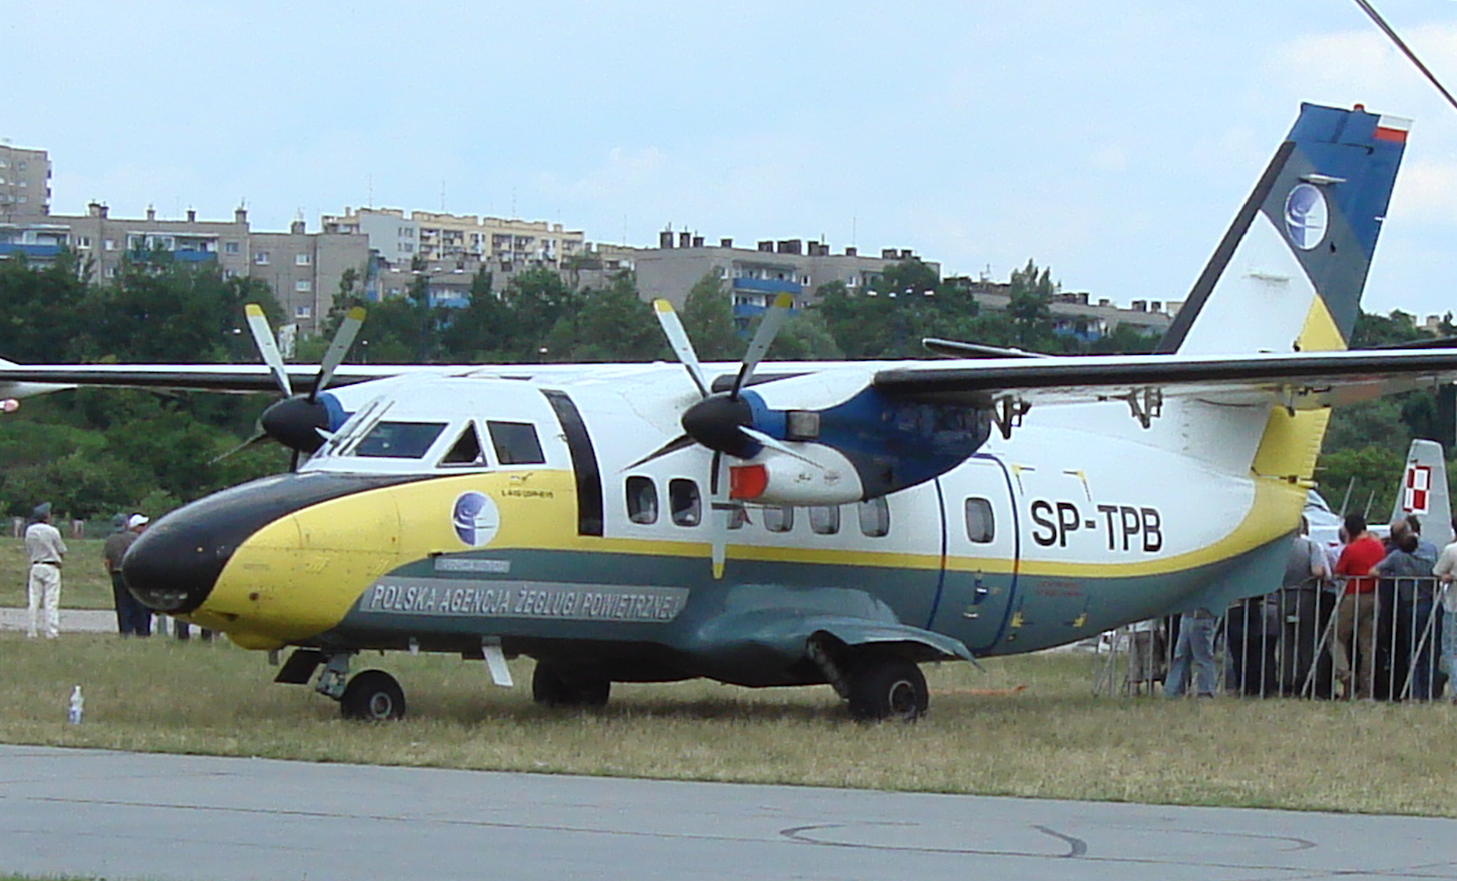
[103, 513, 151, 637]
[24, 502, 67, 639]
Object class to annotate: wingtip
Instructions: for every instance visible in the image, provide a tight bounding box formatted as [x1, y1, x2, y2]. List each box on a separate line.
[653, 299, 674, 313]
[245, 303, 265, 317]
[346, 306, 367, 321]
[772, 293, 794, 309]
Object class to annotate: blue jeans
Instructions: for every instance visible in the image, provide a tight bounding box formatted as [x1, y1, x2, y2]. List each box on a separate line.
[1165, 612, 1217, 697]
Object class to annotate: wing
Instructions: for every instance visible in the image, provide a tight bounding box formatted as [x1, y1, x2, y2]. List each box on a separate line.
[873, 348, 1457, 412]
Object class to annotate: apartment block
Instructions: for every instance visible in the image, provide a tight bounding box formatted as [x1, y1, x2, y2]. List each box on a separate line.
[633, 229, 936, 326]
[0, 202, 369, 334]
[322, 207, 586, 275]
[0, 144, 51, 215]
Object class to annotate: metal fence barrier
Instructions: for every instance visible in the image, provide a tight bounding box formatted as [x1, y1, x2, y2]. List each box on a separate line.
[1094, 577, 1450, 701]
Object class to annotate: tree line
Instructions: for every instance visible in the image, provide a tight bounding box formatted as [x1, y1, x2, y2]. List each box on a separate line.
[0, 248, 1445, 520]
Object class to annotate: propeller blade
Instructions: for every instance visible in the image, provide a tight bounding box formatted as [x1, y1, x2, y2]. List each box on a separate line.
[653, 299, 710, 398]
[730, 293, 794, 399]
[740, 427, 826, 469]
[709, 451, 729, 580]
[210, 426, 269, 465]
[308, 306, 366, 402]
[623, 433, 696, 472]
[244, 303, 292, 397]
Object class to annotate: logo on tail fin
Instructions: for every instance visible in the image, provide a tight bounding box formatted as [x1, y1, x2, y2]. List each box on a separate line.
[1284, 183, 1328, 250]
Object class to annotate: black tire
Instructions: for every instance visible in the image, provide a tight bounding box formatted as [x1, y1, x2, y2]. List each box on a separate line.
[340, 669, 406, 721]
[846, 657, 928, 721]
[532, 663, 611, 708]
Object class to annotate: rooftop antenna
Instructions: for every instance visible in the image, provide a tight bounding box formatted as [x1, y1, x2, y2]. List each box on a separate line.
[440, 180, 446, 212]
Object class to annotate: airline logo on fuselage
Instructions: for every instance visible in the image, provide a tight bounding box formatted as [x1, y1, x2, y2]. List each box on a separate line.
[1284, 183, 1328, 250]
[453, 491, 501, 547]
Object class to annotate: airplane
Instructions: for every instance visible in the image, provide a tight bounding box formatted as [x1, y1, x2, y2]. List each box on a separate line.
[5, 101, 1457, 722]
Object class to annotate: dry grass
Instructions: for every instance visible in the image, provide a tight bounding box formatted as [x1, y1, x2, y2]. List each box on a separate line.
[1, 632, 1454, 816]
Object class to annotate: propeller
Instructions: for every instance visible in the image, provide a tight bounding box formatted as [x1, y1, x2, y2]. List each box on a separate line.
[218, 304, 367, 470]
[645, 293, 794, 578]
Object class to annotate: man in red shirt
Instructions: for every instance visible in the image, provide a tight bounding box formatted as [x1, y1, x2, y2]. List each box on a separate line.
[1331, 513, 1385, 699]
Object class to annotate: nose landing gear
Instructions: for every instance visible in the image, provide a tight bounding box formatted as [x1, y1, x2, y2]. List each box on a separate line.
[274, 648, 408, 721]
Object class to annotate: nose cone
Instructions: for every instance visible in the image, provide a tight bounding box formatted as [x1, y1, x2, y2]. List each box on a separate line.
[122, 470, 427, 616]
[122, 512, 232, 614]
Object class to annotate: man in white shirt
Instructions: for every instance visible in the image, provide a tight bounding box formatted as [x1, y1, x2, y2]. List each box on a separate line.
[24, 502, 67, 639]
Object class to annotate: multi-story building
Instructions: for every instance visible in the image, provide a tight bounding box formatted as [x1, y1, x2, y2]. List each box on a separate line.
[321, 207, 586, 276]
[633, 229, 935, 326]
[0, 202, 369, 334]
[945, 277, 1177, 342]
[0, 144, 51, 215]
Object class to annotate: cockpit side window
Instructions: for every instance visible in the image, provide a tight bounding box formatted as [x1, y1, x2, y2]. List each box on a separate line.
[439, 422, 487, 467]
[487, 420, 545, 465]
[354, 421, 447, 459]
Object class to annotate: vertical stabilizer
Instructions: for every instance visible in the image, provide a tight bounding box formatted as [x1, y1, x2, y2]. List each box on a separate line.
[1391, 439, 1453, 544]
[1157, 103, 1409, 355]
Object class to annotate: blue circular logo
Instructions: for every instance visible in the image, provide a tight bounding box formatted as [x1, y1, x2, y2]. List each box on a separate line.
[452, 491, 500, 547]
[1284, 183, 1328, 250]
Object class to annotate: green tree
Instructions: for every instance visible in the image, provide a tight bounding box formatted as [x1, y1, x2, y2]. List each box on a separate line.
[679, 273, 739, 360]
[545, 272, 663, 362]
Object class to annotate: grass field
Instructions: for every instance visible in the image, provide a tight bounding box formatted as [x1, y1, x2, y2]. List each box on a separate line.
[0, 537, 116, 610]
[2, 631, 1454, 817]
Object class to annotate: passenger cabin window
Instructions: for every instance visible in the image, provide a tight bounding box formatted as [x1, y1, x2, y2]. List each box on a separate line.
[763, 506, 794, 533]
[669, 479, 701, 526]
[439, 423, 486, 467]
[354, 421, 446, 459]
[858, 498, 890, 537]
[727, 504, 748, 530]
[487, 420, 545, 465]
[626, 476, 658, 524]
[808, 505, 840, 535]
[965, 497, 995, 543]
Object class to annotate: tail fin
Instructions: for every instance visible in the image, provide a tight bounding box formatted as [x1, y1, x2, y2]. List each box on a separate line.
[1156, 103, 1409, 355]
[1391, 439, 1452, 543]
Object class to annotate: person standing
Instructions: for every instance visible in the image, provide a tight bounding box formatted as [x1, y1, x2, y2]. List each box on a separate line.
[1433, 517, 1457, 702]
[103, 513, 151, 637]
[1331, 513, 1385, 699]
[1164, 607, 1218, 698]
[24, 502, 67, 639]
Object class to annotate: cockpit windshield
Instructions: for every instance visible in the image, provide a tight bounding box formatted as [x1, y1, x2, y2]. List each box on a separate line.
[353, 421, 447, 459]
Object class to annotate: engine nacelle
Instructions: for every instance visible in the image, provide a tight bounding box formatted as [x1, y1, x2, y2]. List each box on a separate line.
[728, 447, 865, 507]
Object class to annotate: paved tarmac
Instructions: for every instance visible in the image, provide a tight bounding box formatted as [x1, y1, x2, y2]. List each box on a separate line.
[1, 744, 1454, 881]
[0, 606, 116, 633]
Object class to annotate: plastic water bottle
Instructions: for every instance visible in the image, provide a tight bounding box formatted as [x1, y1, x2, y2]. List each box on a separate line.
[67, 685, 83, 725]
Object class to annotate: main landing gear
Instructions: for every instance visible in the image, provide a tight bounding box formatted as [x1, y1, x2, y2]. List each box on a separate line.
[809, 640, 930, 722]
[275, 649, 407, 721]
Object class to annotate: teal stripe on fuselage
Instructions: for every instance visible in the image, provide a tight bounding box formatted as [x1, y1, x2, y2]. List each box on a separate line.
[321, 528, 1291, 671]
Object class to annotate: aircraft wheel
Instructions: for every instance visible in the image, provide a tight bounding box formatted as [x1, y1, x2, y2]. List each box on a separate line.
[532, 663, 611, 708]
[846, 656, 928, 722]
[340, 669, 407, 721]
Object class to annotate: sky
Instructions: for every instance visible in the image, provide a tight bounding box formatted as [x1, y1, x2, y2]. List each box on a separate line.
[8, 1, 1457, 321]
